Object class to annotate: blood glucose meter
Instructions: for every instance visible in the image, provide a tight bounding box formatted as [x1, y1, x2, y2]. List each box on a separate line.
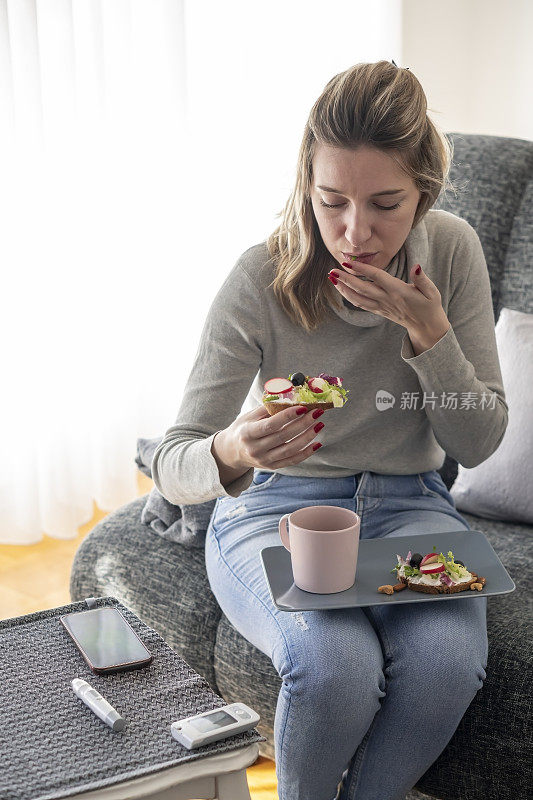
[170, 702, 260, 749]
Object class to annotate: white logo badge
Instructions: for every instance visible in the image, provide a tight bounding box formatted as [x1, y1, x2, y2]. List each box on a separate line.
[376, 390, 395, 411]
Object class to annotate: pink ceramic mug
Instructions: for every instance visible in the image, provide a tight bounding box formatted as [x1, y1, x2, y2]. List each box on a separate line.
[278, 505, 361, 594]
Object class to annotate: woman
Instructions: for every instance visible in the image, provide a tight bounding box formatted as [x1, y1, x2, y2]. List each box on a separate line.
[152, 61, 507, 800]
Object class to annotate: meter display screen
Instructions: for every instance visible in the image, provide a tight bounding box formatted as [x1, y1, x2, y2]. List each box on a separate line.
[190, 709, 237, 732]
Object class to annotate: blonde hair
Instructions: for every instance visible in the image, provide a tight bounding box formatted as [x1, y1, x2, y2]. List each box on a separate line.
[266, 60, 458, 332]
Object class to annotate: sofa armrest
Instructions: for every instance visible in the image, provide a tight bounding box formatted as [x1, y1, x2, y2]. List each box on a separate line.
[70, 495, 222, 693]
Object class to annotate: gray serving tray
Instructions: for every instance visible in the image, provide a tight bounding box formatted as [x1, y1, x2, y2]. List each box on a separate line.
[260, 529, 515, 611]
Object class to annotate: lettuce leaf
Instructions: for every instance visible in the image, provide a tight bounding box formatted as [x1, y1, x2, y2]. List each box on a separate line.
[294, 384, 348, 406]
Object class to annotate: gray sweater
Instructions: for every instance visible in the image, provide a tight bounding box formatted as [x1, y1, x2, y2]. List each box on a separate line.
[152, 209, 508, 505]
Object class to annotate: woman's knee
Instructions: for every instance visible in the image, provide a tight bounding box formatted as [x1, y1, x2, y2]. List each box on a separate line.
[271, 610, 387, 711]
[396, 599, 488, 692]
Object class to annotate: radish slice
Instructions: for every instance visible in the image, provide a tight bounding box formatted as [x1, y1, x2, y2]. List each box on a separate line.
[308, 377, 329, 393]
[420, 552, 439, 566]
[264, 377, 294, 395]
[419, 562, 445, 574]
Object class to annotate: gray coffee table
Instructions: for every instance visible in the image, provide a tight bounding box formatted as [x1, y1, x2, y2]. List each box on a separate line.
[0, 597, 265, 800]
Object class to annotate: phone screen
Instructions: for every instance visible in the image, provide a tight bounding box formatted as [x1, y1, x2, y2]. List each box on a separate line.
[60, 607, 152, 671]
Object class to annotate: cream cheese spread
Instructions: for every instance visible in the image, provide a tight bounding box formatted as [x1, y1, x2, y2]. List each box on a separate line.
[267, 389, 344, 406]
[397, 563, 473, 586]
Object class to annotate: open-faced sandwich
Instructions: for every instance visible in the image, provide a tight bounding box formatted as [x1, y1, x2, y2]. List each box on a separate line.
[377, 549, 486, 595]
[262, 372, 348, 416]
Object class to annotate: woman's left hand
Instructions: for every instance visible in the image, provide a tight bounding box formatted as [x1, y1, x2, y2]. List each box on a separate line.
[331, 259, 451, 352]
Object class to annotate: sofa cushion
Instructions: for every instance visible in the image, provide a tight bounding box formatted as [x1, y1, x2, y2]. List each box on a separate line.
[451, 308, 533, 523]
[435, 133, 533, 319]
[214, 614, 278, 761]
[499, 178, 533, 316]
[433, 134, 533, 491]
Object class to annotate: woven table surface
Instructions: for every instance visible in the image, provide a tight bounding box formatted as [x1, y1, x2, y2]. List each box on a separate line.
[0, 596, 265, 800]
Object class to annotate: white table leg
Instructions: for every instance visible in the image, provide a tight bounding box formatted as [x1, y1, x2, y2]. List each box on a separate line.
[215, 768, 252, 800]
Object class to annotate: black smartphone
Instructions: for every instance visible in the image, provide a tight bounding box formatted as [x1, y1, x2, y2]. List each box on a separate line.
[60, 607, 153, 674]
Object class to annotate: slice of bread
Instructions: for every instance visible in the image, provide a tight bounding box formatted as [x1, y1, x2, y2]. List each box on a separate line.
[399, 572, 483, 594]
[263, 400, 335, 416]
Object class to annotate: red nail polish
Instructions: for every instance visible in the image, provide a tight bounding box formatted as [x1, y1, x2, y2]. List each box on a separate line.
[312, 408, 324, 419]
[328, 275, 338, 285]
[415, 265, 421, 274]
[296, 407, 308, 415]
[312, 442, 322, 451]
[341, 262, 353, 269]
[330, 271, 339, 278]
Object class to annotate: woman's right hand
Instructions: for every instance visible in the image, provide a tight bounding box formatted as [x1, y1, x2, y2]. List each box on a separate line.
[214, 404, 325, 474]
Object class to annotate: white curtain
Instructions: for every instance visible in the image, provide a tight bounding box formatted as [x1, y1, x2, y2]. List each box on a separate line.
[0, 0, 401, 544]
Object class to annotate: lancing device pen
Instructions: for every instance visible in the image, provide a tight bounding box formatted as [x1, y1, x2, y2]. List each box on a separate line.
[71, 678, 126, 732]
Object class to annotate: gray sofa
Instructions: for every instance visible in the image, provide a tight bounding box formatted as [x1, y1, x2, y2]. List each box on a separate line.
[71, 133, 533, 800]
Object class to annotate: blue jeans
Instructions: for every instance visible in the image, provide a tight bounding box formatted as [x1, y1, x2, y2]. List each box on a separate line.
[205, 470, 488, 800]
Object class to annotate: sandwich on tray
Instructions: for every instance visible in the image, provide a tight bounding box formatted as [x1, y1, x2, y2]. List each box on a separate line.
[378, 549, 486, 595]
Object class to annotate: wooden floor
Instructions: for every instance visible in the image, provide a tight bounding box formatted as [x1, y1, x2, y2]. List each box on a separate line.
[0, 472, 279, 800]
